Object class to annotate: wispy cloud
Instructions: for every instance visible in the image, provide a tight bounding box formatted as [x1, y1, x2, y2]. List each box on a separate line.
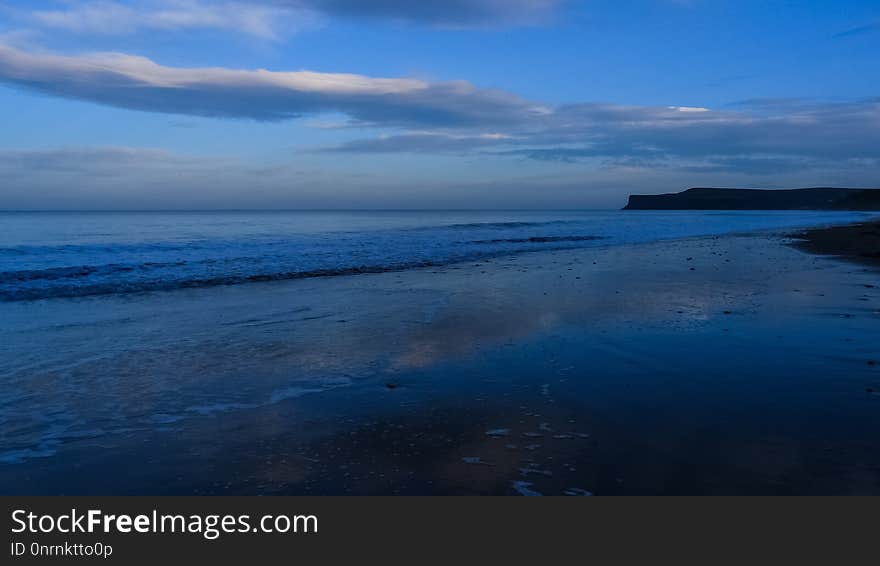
[16, 0, 561, 40]
[316, 132, 515, 153]
[290, 0, 561, 27]
[0, 146, 204, 175]
[833, 22, 880, 39]
[324, 98, 880, 175]
[25, 0, 314, 41]
[0, 42, 878, 180]
[0, 42, 545, 125]
[2, 144, 878, 210]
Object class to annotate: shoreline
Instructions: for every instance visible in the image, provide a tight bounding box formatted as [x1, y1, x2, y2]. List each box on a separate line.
[2, 227, 879, 494]
[790, 219, 880, 266]
[2, 212, 875, 305]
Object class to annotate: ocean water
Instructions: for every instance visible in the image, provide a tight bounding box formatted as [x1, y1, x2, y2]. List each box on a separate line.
[1, 210, 879, 493]
[0, 210, 875, 302]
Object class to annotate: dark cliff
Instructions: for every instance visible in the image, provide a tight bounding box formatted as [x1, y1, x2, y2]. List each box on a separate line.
[623, 188, 880, 210]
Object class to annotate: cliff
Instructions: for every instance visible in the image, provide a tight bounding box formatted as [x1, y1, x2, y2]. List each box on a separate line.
[623, 188, 880, 210]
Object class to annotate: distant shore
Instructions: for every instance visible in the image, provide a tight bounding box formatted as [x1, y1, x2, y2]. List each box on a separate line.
[792, 219, 880, 266]
[624, 187, 880, 211]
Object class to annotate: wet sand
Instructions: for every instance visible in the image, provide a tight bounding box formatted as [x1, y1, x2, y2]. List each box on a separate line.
[792, 219, 880, 265]
[0, 229, 878, 495]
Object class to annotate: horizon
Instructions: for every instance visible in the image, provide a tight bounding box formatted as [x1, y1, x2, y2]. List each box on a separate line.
[4, 186, 880, 213]
[1, 1, 879, 209]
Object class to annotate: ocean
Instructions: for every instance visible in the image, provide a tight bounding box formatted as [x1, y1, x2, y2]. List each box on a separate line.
[0, 210, 874, 302]
[2, 210, 879, 493]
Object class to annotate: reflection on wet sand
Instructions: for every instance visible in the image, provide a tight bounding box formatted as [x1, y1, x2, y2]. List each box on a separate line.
[0, 233, 878, 494]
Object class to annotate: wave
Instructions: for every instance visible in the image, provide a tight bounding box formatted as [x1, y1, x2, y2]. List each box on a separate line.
[9, 208, 864, 304]
[468, 235, 603, 244]
[0, 260, 191, 284]
[406, 220, 581, 231]
[0, 264, 430, 302]
[0, 235, 602, 302]
[0, 260, 483, 301]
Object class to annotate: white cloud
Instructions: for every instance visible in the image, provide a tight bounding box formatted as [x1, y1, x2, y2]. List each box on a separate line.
[27, 0, 310, 40]
[288, 0, 561, 27]
[3, 144, 878, 210]
[18, 0, 562, 40]
[0, 42, 541, 125]
[669, 106, 710, 113]
[0, 42, 878, 183]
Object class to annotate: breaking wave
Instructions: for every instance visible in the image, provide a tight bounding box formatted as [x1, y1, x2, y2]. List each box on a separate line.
[1, 209, 873, 302]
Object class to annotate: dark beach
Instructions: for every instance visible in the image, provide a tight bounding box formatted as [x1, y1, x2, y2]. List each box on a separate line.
[1, 219, 878, 495]
[792, 219, 880, 265]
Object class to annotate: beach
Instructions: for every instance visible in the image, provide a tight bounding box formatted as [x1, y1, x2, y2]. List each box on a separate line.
[1, 214, 878, 495]
[793, 219, 880, 266]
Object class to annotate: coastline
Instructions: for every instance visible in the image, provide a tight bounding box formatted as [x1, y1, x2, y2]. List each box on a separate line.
[790, 219, 880, 266]
[1, 210, 871, 303]
[1, 225, 878, 495]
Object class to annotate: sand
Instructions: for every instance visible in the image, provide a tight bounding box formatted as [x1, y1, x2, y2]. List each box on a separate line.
[792, 219, 880, 265]
[1, 228, 878, 495]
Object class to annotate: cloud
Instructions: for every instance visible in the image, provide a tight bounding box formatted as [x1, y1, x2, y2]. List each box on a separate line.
[0, 43, 878, 183]
[2, 145, 879, 210]
[0, 146, 224, 208]
[0, 147, 221, 190]
[290, 0, 560, 27]
[317, 132, 515, 153]
[24, 0, 308, 40]
[0, 42, 545, 126]
[322, 98, 880, 175]
[833, 22, 880, 39]
[492, 146, 663, 164]
[678, 156, 819, 175]
[18, 0, 561, 39]
[0, 146, 327, 209]
[2, 146, 151, 166]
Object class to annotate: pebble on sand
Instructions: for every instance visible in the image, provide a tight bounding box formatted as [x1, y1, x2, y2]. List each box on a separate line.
[512, 481, 543, 496]
[563, 488, 594, 496]
[485, 428, 510, 437]
[462, 457, 493, 466]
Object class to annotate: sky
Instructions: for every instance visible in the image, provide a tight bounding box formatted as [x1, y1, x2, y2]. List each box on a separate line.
[0, 0, 878, 209]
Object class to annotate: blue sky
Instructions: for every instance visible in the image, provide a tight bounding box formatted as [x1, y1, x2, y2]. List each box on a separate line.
[0, 0, 878, 209]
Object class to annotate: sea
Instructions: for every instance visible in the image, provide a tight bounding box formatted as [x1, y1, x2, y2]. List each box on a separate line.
[2, 209, 880, 493]
[0, 209, 875, 302]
